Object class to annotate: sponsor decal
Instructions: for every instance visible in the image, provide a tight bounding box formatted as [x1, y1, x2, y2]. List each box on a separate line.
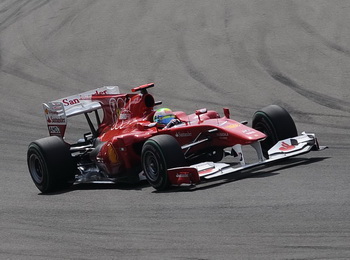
[62, 98, 80, 106]
[109, 97, 130, 124]
[119, 109, 131, 120]
[175, 132, 192, 138]
[107, 143, 119, 164]
[109, 98, 119, 124]
[43, 102, 67, 136]
[168, 168, 200, 185]
[217, 132, 228, 139]
[176, 173, 189, 178]
[45, 109, 60, 115]
[61, 90, 109, 106]
[94, 90, 108, 95]
[129, 95, 142, 105]
[48, 126, 61, 134]
[47, 117, 66, 124]
[279, 142, 295, 151]
[242, 129, 256, 135]
[225, 123, 240, 129]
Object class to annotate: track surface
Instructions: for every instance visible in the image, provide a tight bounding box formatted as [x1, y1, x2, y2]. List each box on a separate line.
[1, 1, 349, 259]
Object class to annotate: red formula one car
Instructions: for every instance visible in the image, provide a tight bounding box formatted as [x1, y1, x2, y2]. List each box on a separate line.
[27, 83, 326, 193]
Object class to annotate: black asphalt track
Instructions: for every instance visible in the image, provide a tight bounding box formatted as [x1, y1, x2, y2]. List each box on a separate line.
[1, 1, 349, 259]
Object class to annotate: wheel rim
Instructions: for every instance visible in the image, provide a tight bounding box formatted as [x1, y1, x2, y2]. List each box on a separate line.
[28, 153, 44, 184]
[143, 150, 161, 182]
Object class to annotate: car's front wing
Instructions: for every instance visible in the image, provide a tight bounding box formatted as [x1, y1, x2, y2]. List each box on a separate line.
[167, 132, 327, 186]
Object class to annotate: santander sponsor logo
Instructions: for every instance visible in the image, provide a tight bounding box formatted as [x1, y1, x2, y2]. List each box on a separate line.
[175, 132, 192, 138]
[62, 98, 80, 106]
[47, 117, 66, 124]
[62, 90, 108, 106]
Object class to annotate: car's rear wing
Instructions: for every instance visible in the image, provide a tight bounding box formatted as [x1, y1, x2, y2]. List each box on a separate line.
[43, 86, 120, 137]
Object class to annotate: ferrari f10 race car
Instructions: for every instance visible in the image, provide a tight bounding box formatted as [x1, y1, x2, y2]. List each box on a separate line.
[27, 83, 326, 193]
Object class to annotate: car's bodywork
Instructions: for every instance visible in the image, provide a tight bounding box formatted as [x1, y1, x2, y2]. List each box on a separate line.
[28, 83, 326, 192]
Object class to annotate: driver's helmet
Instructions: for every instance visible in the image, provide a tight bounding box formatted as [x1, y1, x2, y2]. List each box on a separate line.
[153, 108, 175, 127]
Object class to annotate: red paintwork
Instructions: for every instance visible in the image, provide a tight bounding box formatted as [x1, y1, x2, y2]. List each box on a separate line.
[88, 84, 266, 179]
[167, 168, 200, 185]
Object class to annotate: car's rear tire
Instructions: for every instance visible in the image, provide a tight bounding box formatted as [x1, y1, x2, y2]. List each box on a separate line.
[27, 136, 76, 193]
[141, 135, 185, 191]
[252, 105, 297, 157]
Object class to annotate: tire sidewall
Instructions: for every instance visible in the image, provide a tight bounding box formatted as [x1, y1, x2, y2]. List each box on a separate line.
[27, 144, 51, 192]
[142, 140, 168, 189]
[253, 112, 279, 147]
[253, 105, 298, 156]
[27, 136, 75, 193]
[141, 134, 185, 190]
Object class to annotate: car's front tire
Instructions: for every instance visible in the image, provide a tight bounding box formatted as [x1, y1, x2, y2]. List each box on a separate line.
[27, 136, 76, 193]
[252, 105, 298, 157]
[141, 135, 185, 191]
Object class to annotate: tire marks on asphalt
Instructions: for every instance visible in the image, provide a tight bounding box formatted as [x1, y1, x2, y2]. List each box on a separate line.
[1, 1, 99, 91]
[43, 0, 96, 41]
[0, 0, 49, 73]
[298, 18, 350, 57]
[0, 0, 49, 33]
[176, 33, 225, 95]
[290, 0, 350, 58]
[257, 27, 350, 114]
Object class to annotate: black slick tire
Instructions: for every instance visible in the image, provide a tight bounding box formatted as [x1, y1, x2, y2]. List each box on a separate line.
[27, 136, 76, 193]
[252, 105, 298, 157]
[141, 135, 185, 191]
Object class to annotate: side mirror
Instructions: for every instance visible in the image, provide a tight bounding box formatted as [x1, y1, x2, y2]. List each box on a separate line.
[195, 108, 207, 116]
[147, 122, 157, 128]
[136, 122, 157, 130]
[195, 108, 207, 122]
